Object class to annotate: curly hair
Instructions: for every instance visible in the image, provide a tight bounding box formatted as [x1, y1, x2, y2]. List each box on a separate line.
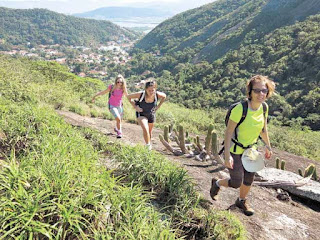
[246, 75, 275, 100]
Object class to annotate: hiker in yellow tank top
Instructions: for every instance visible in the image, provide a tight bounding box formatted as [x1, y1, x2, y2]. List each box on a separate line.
[229, 103, 268, 155]
[209, 75, 275, 217]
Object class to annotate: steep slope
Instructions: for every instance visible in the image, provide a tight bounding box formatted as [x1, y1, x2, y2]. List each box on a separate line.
[128, 14, 320, 129]
[135, 0, 252, 54]
[0, 7, 139, 48]
[135, 0, 320, 62]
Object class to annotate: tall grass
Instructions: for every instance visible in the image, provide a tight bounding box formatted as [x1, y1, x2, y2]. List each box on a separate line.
[0, 102, 176, 239]
[81, 128, 246, 239]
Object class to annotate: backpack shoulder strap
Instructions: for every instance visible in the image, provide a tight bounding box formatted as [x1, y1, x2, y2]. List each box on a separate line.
[155, 91, 158, 103]
[261, 102, 267, 132]
[225, 101, 247, 126]
[233, 100, 248, 145]
[262, 102, 267, 117]
[109, 84, 114, 97]
[138, 91, 145, 102]
[238, 101, 248, 127]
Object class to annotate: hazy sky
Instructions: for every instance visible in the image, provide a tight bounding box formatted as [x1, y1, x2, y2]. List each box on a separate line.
[0, 0, 216, 14]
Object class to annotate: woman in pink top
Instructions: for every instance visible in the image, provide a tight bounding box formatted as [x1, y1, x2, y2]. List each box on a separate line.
[91, 75, 128, 138]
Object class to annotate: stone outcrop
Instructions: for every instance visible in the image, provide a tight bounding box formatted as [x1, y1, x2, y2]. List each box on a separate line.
[255, 168, 320, 203]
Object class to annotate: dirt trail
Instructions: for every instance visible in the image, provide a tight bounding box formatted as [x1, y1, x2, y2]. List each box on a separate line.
[57, 110, 320, 240]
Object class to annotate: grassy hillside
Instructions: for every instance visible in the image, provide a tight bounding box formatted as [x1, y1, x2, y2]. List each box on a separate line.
[0, 54, 245, 238]
[135, 0, 320, 62]
[0, 7, 139, 49]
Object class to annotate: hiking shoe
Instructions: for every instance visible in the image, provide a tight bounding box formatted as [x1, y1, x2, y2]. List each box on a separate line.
[210, 178, 220, 200]
[146, 144, 152, 151]
[116, 130, 122, 139]
[235, 198, 254, 216]
[114, 128, 122, 138]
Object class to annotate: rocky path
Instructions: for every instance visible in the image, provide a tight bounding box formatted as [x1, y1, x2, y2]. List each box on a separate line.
[57, 110, 320, 240]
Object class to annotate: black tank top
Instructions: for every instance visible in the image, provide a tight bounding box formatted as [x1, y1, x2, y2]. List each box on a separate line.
[138, 93, 157, 114]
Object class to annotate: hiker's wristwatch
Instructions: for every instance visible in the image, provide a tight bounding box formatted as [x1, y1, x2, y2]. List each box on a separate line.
[266, 145, 272, 151]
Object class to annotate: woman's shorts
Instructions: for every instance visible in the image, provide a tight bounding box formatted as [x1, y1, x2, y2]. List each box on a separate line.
[109, 104, 123, 118]
[136, 112, 155, 123]
[227, 152, 255, 188]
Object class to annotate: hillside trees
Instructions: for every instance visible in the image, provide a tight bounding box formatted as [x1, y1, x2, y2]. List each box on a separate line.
[0, 7, 139, 48]
[130, 14, 320, 129]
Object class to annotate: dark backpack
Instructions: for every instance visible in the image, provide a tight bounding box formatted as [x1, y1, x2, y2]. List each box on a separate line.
[219, 100, 267, 154]
[108, 85, 114, 99]
[108, 85, 114, 109]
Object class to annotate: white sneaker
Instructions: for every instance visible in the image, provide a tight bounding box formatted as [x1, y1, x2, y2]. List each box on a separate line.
[146, 144, 152, 151]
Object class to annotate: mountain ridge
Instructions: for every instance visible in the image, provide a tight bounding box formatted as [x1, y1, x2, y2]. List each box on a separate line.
[73, 6, 174, 19]
[135, 0, 320, 62]
[0, 7, 139, 48]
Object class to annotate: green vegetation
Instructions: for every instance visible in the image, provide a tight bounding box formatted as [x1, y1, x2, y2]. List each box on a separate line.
[135, 0, 254, 56]
[0, 103, 176, 239]
[0, 54, 245, 238]
[89, 93, 320, 161]
[155, 103, 320, 161]
[135, 0, 320, 62]
[0, 7, 139, 49]
[128, 12, 320, 130]
[82, 129, 245, 239]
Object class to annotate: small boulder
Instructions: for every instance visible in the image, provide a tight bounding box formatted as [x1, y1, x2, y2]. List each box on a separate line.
[255, 168, 320, 203]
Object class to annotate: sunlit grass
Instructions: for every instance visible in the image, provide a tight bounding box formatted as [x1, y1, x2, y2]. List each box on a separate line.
[0, 103, 176, 239]
[81, 127, 246, 239]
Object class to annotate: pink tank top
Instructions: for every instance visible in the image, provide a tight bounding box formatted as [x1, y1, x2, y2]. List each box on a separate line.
[108, 85, 123, 107]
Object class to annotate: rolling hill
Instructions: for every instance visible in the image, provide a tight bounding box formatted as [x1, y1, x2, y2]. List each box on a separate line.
[0, 7, 139, 48]
[73, 7, 173, 19]
[73, 6, 175, 32]
[128, 0, 320, 130]
[135, 0, 320, 62]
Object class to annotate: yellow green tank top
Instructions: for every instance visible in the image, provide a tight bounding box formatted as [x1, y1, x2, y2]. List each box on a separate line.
[229, 102, 268, 154]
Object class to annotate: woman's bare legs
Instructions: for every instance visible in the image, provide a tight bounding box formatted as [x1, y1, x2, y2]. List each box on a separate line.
[148, 123, 154, 141]
[111, 108, 122, 131]
[137, 117, 150, 144]
[115, 116, 121, 131]
[239, 184, 251, 199]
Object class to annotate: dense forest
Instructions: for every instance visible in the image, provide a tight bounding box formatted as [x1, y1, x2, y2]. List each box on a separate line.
[136, 0, 320, 62]
[128, 0, 320, 130]
[0, 7, 139, 49]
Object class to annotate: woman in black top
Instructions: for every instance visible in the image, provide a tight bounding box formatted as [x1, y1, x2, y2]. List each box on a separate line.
[127, 80, 166, 150]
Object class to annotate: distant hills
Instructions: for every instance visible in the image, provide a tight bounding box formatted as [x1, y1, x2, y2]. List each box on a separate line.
[129, 0, 320, 129]
[73, 7, 174, 19]
[73, 7, 175, 31]
[0, 7, 140, 49]
[136, 0, 320, 62]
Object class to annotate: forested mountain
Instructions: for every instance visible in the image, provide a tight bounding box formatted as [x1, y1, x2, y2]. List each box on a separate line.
[135, 0, 320, 62]
[128, 11, 320, 129]
[0, 7, 139, 49]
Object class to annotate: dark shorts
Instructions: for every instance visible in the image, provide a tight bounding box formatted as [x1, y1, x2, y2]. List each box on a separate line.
[136, 112, 156, 123]
[227, 152, 255, 188]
